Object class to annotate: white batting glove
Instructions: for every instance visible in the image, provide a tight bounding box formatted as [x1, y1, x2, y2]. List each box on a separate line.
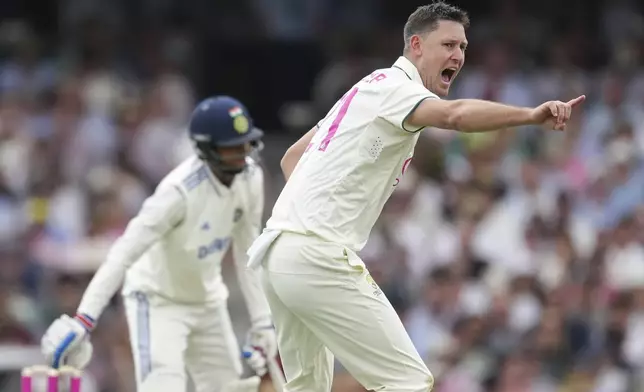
[242, 323, 277, 376]
[41, 314, 95, 369]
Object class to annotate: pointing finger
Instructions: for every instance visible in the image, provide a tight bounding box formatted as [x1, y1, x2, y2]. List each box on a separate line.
[567, 95, 586, 108]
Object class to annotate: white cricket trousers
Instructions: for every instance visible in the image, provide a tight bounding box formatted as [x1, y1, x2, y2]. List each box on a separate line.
[260, 232, 434, 392]
[123, 292, 243, 392]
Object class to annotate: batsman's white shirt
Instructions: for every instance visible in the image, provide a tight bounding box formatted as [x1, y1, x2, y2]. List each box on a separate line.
[77, 155, 270, 324]
[261, 56, 438, 255]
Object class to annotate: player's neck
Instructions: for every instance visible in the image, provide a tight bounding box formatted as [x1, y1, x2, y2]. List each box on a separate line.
[401, 53, 428, 89]
[209, 166, 235, 187]
[402, 53, 420, 69]
[216, 172, 235, 187]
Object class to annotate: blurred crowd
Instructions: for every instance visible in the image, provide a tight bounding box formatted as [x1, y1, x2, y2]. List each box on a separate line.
[0, 16, 203, 392]
[2, 0, 644, 391]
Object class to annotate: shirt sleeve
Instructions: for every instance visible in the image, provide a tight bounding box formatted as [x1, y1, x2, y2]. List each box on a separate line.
[379, 81, 438, 133]
[232, 165, 272, 325]
[77, 183, 186, 321]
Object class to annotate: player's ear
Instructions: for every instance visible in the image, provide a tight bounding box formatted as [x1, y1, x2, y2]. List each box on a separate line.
[408, 34, 427, 57]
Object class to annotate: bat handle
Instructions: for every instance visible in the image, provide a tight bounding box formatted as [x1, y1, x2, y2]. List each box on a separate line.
[267, 358, 286, 392]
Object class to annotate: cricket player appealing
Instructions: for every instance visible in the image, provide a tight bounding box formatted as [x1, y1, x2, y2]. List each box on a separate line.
[41, 96, 277, 392]
[246, 2, 585, 392]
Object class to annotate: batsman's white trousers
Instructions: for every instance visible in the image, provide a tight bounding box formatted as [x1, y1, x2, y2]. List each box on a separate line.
[123, 292, 242, 392]
[260, 232, 434, 392]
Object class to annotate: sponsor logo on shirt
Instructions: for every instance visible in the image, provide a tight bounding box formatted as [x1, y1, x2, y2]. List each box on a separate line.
[198, 236, 231, 259]
[393, 157, 413, 186]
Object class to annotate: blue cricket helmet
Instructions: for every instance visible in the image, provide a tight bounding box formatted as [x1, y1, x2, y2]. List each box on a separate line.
[188, 95, 263, 174]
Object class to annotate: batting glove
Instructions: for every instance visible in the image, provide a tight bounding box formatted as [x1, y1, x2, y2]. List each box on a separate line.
[242, 323, 277, 376]
[41, 314, 95, 369]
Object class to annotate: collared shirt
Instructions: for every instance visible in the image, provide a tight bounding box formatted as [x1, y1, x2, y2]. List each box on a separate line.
[78, 156, 271, 324]
[265, 56, 438, 252]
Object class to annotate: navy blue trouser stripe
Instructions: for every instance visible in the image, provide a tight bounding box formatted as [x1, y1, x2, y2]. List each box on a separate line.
[135, 292, 152, 381]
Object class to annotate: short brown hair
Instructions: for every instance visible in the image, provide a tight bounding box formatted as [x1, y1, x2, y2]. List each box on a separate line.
[403, 2, 470, 51]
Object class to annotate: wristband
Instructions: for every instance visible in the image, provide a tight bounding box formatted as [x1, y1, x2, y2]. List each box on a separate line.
[74, 313, 96, 331]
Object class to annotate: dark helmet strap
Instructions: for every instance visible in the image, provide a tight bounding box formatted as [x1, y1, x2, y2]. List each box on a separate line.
[194, 140, 264, 175]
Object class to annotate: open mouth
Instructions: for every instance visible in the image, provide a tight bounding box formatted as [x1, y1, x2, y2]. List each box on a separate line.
[440, 68, 457, 83]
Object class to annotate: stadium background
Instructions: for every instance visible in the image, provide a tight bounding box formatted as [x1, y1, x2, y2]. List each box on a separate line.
[1, 0, 644, 390]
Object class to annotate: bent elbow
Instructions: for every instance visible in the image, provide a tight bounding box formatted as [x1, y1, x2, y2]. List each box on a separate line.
[280, 148, 294, 173]
[279, 154, 288, 173]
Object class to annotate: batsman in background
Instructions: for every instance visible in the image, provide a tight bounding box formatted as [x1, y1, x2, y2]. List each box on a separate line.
[41, 96, 277, 392]
[247, 2, 585, 392]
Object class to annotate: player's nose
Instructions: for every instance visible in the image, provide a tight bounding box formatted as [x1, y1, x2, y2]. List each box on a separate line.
[450, 51, 464, 63]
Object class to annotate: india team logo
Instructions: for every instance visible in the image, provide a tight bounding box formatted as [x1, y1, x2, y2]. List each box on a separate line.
[233, 208, 243, 223]
[229, 106, 249, 134]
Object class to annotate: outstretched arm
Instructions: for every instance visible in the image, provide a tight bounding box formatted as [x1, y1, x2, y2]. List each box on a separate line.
[405, 96, 586, 133]
[42, 184, 186, 369]
[378, 79, 585, 134]
[77, 184, 186, 322]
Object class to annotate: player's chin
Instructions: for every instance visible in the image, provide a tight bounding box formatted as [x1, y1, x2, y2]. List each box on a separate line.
[222, 158, 246, 167]
[227, 164, 246, 173]
[213, 160, 247, 175]
[434, 84, 450, 98]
